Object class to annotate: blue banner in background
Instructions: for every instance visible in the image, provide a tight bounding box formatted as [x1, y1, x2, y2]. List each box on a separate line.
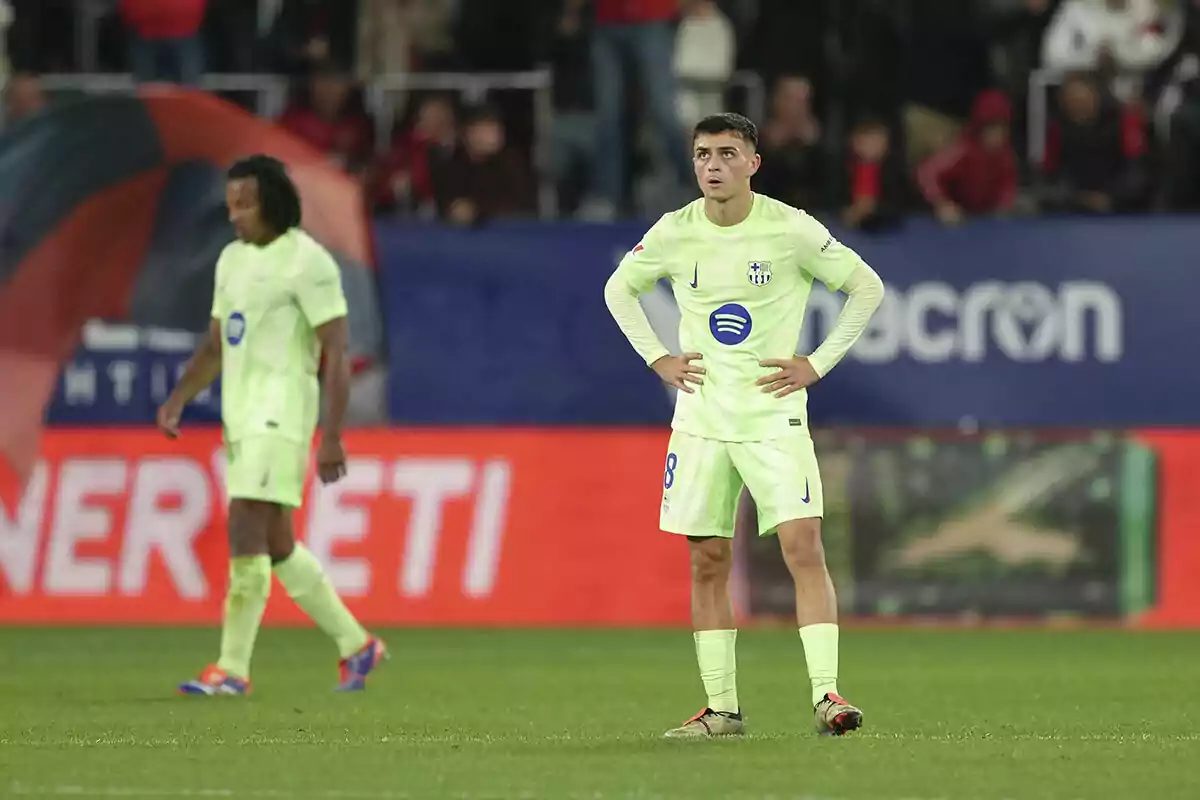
[45, 216, 1198, 427]
[377, 216, 1196, 428]
[48, 322, 222, 425]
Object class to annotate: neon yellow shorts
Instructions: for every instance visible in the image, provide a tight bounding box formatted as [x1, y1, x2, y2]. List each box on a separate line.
[659, 429, 824, 538]
[225, 436, 309, 508]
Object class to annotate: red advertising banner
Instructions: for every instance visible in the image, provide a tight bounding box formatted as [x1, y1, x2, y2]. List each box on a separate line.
[0, 428, 692, 626]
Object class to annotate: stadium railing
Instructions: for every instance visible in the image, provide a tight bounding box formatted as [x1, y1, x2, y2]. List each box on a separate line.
[36, 71, 292, 118]
[34, 69, 766, 219]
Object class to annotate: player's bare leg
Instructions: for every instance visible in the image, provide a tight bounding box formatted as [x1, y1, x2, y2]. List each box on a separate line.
[773, 504, 863, 735]
[663, 535, 745, 739]
[179, 498, 274, 695]
[268, 510, 387, 692]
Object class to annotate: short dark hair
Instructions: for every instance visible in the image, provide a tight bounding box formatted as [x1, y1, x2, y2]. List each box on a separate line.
[227, 154, 302, 233]
[692, 113, 759, 149]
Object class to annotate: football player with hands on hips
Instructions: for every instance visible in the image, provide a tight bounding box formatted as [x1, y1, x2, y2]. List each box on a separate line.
[606, 113, 885, 738]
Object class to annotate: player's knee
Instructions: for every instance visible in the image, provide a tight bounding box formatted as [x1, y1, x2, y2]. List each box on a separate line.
[227, 499, 271, 557]
[266, 512, 296, 563]
[269, 540, 294, 564]
[777, 520, 826, 573]
[688, 537, 733, 585]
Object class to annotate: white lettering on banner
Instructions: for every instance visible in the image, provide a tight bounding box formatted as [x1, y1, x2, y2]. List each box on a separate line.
[392, 459, 474, 598]
[122, 459, 210, 599]
[108, 360, 137, 405]
[0, 463, 48, 594]
[462, 461, 512, 598]
[645, 279, 1123, 367]
[56, 322, 218, 410]
[44, 459, 127, 594]
[61, 362, 98, 405]
[304, 456, 512, 599]
[0, 454, 514, 601]
[305, 457, 385, 597]
[800, 281, 1123, 364]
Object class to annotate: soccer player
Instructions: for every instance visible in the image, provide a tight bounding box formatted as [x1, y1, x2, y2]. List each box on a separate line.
[157, 155, 387, 696]
[603, 113, 885, 737]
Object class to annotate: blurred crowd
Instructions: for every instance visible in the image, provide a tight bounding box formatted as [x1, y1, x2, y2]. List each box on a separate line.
[3, 0, 1200, 227]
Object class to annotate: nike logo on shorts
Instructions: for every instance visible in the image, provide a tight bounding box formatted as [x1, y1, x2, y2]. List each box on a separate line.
[801, 479, 810, 503]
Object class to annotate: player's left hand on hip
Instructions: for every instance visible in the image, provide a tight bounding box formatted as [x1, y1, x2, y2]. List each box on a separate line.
[756, 357, 820, 398]
[317, 435, 348, 484]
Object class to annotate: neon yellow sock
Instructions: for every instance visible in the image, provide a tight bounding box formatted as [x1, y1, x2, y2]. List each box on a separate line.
[274, 544, 370, 659]
[694, 629, 739, 714]
[216, 555, 272, 680]
[799, 623, 839, 706]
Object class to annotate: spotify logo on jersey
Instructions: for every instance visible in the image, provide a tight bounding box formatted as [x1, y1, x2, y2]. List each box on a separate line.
[227, 311, 247, 345]
[709, 303, 752, 345]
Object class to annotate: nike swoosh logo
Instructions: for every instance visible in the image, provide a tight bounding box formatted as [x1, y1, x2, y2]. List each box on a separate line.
[801, 479, 810, 503]
[689, 262, 698, 289]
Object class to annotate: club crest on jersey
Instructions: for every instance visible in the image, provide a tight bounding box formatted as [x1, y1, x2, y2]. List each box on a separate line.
[227, 311, 246, 346]
[747, 261, 772, 286]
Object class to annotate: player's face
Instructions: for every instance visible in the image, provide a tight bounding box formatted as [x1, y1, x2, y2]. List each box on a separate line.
[693, 132, 760, 201]
[226, 177, 265, 243]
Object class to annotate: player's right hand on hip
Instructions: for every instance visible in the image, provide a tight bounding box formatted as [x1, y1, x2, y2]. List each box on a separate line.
[651, 352, 705, 394]
[156, 400, 182, 439]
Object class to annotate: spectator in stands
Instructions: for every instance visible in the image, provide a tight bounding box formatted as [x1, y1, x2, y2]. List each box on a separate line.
[270, 0, 357, 75]
[119, 0, 208, 86]
[3, 70, 43, 128]
[917, 89, 1020, 224]
[1043, 0, 1182, 72]
[753, 75, 827, 211]
[279, 62, 374, 175]
[435, 105, 536, 226]
[540, 0, 595, 216]
[372, 93, 458, 217]
[1042, 0, 1184, 101]
[673, 0, 737, 130]
[1040, 72, 1149, 211]
[838, 117, 907, 232]
[585, 0, 694, 219]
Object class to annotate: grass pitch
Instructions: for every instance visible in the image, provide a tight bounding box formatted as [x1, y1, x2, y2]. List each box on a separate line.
[0, 627, 1197, 799]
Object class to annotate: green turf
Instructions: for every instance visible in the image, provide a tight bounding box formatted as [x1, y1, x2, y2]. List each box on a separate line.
[0, 627, 1197, 799]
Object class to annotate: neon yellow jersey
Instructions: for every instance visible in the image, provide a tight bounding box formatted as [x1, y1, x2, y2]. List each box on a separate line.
[611, 195, 864, 441]
[210, 229, 348, 444]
